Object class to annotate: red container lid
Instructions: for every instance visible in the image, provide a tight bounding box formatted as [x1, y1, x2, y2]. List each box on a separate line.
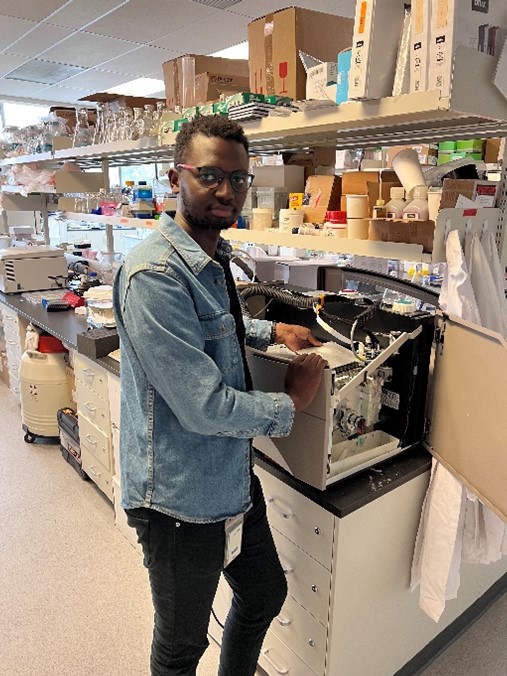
[326, 210, 347, 224]
[38, 335, 68, 353]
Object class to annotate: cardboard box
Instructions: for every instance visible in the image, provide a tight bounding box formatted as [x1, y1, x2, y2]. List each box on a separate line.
[410, 0, 431, 93]
[252, 165, 305, 193]
[162, 55, 249, 110]
[194, 73, 250, 105]
[306, 62, 337, 100]
[368, 218, 435, 252]
[440, 179, 499, 209]
[484, 138, 503, 163]
[428, 0, 507, 97]
[348, 0, 407, 100]
[387, 144, 438, 167]
[79, 93, 163, 110]
[301, 175, 342, 223]
[248, 7, 353, 101]
[54, 171, 105, 194]
[366, 181, 402, 216]
[341, 170, 399, 196]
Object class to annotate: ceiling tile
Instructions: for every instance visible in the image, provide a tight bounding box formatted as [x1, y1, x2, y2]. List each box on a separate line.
[227, 0, 290, 19]
[40, 32, 139, 69]
[35, 84, 96, 103]
[0, 53, 29, 77]
[98, 46, 178, 79]
[6, 24, 73, 59]
[86, 0, 217, 42]
[48, 0, 128, 30]
[58, 68, 131, 90]
[0, 0, 67, 22]
[0, 15, 37, 51]
[0, 78, 48, 96]
[151, 10, 248, 54]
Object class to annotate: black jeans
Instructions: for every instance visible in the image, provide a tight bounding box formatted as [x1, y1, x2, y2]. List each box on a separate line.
[126, 474, 287, 676]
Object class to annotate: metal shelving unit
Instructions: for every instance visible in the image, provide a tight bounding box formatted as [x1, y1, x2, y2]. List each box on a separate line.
[1, 45, 505, 261]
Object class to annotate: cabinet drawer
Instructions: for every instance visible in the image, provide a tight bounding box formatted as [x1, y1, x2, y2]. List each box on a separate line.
[1, 305, 19, 323]
[259, 629, 315, 676]
[9, 372, 20, 402]
[74, 353, 109, 400]
[81, 445, 113, 501]
[7, 357, 20, 380]
[256, 465, 334, 570]
[272, 593, 327, 675]
[272, 529, 331, 626]
[76, 380, 110, 434]
[78, 415, 112, 472]
[107, 372, 120, 429]
[5, 336, 22, 362]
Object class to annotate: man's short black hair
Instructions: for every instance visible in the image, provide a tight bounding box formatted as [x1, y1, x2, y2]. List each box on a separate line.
[174, 115, 249, 165]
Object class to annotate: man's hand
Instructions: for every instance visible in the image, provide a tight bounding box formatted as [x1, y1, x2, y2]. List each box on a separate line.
[284, 353, 327, 412]
[275, 322, 322, 353]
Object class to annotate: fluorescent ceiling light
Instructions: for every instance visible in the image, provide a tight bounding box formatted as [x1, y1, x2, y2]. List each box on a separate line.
[107, 77, 165, 96]
[210, 41, 248, 59]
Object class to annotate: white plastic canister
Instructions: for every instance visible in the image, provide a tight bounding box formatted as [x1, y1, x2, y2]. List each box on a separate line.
[19, 350, 71, 437]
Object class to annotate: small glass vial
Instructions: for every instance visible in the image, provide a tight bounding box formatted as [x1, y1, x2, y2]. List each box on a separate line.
[403, 185, 429, 221]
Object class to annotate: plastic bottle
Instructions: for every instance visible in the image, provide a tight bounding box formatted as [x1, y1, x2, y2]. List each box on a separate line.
[372, 198, 386, 219]
[402, 185, 429, 221]
[134, 180, 153, 202]
[385, 187, 406, 219]
[324, 210, 347, 238]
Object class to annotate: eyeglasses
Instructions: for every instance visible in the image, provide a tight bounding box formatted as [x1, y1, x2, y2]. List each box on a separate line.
[177, 164, 255, 193]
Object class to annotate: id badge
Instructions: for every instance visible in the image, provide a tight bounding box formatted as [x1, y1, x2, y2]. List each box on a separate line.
[224, 514, 244, 568]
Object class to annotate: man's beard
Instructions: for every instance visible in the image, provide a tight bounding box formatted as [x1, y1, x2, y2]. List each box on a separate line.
[181, 187, 236, 231]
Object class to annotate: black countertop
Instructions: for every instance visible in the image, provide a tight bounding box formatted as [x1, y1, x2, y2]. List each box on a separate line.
[0, 291, 120, 376]
[1, 290, 431, 516]
[254, 444, 431, 518]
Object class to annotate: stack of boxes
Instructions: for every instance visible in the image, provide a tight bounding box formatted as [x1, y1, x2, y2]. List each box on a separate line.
[437, 140, 485, 164]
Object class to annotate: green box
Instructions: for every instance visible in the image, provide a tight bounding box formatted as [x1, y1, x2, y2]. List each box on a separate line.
[181, 106, 199, 120]
[265, 95, 292, 106]
[437, 153, 453, 165]
[199, 104, 214, 116]
[212, 101, 229, 115]
[172, 118, 189, 132]
[226, 92, 265, 107]
[438, 141, 456, 151]
[456, 139, 484, 152]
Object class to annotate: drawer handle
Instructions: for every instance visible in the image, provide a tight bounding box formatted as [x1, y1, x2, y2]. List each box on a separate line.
[12, 386, 20, 394]
[268, 497, 294, 520]
[275, 613, 291, 627]
[10, 364, 18, 372]
[83, 368, 95, 377]
[88, 465, 102, 477]
[85, 434, 97, 446]
[7, 339, 17, 345]
[84, 402, 97, 413]
[280, 559, 293, 575]
[262, 648, 289, 675]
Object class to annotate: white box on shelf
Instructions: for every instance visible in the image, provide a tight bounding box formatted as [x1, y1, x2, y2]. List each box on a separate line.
[428, 0, 507, 97]
[410, 0, 431, 93]
[348, 0, 407, 100]
[306, 62, 338, 100]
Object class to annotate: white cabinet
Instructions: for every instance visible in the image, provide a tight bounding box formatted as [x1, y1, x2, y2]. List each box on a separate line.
[74, 353, 113, 501]
[0, 304, 27, 403]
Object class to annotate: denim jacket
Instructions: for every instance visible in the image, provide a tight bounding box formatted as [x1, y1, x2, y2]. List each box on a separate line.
[113, 213, 295, 523]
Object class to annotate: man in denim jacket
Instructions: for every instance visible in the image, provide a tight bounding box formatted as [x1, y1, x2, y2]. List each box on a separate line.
[113, 115, 326, 676]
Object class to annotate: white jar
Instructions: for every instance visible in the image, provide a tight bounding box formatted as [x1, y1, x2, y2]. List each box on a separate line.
[279, 208, 304, 232]
[402, 185, 428, 221]
[251, 208, 274, 230]
[346, 194, 369, 219]
[385, 187, 406, 219]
